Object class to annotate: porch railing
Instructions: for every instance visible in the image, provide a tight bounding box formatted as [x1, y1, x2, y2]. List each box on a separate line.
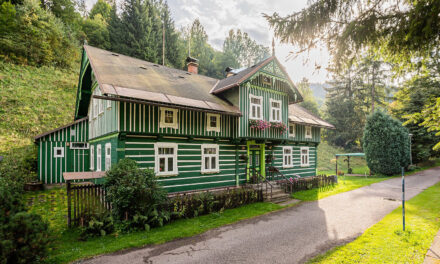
[247, 167, 273, 200]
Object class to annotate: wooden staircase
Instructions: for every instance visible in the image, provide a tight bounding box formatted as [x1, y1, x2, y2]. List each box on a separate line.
[261, 181, 291, 204]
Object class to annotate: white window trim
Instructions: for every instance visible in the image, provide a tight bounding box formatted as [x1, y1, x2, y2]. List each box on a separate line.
[269, 98, 282, 122]
[70, 142, 89, 150]
[93, 99, 98, 119]
[54, 147, 64, 158]
[206, 113, 221, 132]
[300, 147, 310, 167]
[159, 107, 179, 129]
[249, 94, 263, 120]
[98, 99, 104, 115]
[96, 144, 102, 171]
[90, 145, 94, 170]
[201, 144, 220, 173]
[282, 146, 293, 168]
[105, 143, 111, 171]
[154, 143, 178, 176]
[289, 123, 296, 137]
[106, 99, 112, 109]
[305, 126, 312, 139]
[70, 127, 76, 138]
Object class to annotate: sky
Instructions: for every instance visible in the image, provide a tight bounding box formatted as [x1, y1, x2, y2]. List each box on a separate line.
[86, 0, 331, 83]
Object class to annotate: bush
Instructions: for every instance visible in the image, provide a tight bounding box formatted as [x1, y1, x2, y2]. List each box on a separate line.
[80, 212, 114, 239]
[363, 111, 411, 175]
[0, 178, 50, 263]
[0, 145, 38, 185]
[104, 159, 168, 226]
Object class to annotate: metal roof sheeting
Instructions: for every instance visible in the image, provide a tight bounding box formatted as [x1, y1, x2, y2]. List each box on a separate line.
[288, 104, 335, 129]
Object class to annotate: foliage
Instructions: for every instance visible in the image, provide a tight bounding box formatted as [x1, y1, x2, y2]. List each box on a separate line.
[265, 0, 440, 70]
[391, 74, 440, 163]
[414, 98, 440, 151]
[0, 0, 79, 67]
[223, 29, 270, 68]
[82, 14, 110, 50]
[104, 159, 168, 224]
[249, 119, 271, 130]
[270, 122, 287, 134]
[297, 78, 321, 117]
[0, 177, 50, 263]
[89, 0, 112, 21]
[324, 56, 392, 149]
[363, 111, 410, 175]
[41, 0, 83, 34]
[308, 181, 440, 263]
[80, 213, 114, 239]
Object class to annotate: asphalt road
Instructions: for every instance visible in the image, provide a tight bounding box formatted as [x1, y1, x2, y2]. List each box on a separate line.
[80, 167, 440, 264]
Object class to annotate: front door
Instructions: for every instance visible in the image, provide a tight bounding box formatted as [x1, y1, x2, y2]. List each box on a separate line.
[247, 142, 265, 181]
[249, 150, 260, 173]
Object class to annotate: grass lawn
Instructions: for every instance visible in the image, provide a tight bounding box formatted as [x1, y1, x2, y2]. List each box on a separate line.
[307, 181, 440, 264]
[25, 188, 284, 263]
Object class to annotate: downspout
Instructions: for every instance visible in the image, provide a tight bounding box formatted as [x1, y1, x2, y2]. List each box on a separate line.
[235, 143, 239, 187]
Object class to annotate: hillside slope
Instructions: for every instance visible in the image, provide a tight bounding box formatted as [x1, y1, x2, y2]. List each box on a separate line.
[0, 62, 78, 154]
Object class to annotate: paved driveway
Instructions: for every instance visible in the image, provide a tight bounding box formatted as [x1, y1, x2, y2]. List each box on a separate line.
[80, 167, 440, 264]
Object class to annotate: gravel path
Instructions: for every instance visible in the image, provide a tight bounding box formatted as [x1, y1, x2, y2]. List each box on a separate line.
[80, 167, 440, 264]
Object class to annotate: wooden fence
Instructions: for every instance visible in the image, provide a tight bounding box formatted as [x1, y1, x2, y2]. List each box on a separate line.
[66, 182, 110, 227]
[289, 174, 337, 192]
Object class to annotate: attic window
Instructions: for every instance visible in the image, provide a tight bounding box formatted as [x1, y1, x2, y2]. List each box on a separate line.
[262, 76, 272, 86]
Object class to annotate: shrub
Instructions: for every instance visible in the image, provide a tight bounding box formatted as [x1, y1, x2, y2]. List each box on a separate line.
[80, 212, 114, 239]
[104, 159, 168, 226]
[0, 145, 38, 185]
[0, 178, 50, 263]
[363, 111, 411, 175]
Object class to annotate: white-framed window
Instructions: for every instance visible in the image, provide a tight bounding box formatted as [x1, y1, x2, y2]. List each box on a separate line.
[206, 113, 220, 132]
[305, 126, 312, 139]
[249, 94, 263, 120]
[159, 107, 179, 129]
[54, 147, 64, 158]
[96, 144, 102, 171]
[269, 98, 282, 122]
[105, 143, 111, 171]
[300, 147, 310, 167]
[201, 144, 219, 173]
[90, 145, 94, 170]
[282, 146, 293, 168]
[155, 143, 178, 176]
[289, 123, 296, 137]
[106, 99, 111, 109]
[70, 142, 89, 149]
[93, 99, 98, 119]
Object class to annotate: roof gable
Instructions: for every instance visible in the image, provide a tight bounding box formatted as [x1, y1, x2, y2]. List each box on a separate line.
[211, 57, 303, 104]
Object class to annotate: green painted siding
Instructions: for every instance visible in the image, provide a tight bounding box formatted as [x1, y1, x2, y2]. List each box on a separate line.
[89, 84, 119, 140]
[238, 82, 289, 139]
[119, 102, 237, 138]
[37, 119, 89, 184]
[121, 135, 247, 193]
[288, 125, 321, 143]
[271, 143, 318, 178]
[89, 135, 118, 177]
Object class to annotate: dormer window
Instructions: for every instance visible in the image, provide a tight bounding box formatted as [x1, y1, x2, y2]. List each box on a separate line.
[249, 94, 263, 120]
[206, 113, 220, 132]
[160, 107, 178, 129]
[270, 99, 282, 122]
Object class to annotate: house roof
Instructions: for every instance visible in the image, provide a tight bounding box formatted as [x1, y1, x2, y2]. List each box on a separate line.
[84, 45, 240, 115]
[34, 117, 88, 141]
[288, 104, 335, 129]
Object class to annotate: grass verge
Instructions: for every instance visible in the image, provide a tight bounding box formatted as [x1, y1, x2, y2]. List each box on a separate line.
[24, 188, 285, 264]
[307, 181, 440, 264]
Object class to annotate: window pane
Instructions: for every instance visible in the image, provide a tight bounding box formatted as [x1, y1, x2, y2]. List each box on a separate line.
[159, 158, 165, 171]
[204, 148, 216, 154]
[257, 107, 260, 118]
[252, 105, 256, 117]
[168, 157, 173, 172]
[165, 110, 174, 123]
[210, 116, 217, 127]
[211, 157, 216, 169]
[205, 157, 210, 169]
[289, 125, 294, 134]
[277, 111, 280, 121]
[251, 97, 260, 104]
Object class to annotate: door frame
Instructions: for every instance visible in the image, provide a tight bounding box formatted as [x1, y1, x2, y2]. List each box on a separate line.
[246, 140, 265, 180]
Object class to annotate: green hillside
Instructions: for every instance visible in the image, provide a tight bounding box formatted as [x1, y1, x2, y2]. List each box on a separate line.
[317, 141, 368, 175]
[0, 62, 78, 179]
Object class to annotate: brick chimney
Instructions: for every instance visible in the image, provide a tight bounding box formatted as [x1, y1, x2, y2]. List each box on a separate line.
[225, 67, 234, 77]
[186, 57, 198, 74]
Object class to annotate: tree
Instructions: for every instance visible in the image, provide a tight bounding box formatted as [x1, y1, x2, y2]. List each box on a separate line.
[363, 111, 410, 175]
[297, 78, 320, 117]
[0, 0, 78, 67]
[41, 0, 83, 35]
[391, 75, 440, 163]
[264, 0, 440, 70]
[89, 0, 112, 21]
[82, 14, 110, 49]
[223, 29, 270, 68]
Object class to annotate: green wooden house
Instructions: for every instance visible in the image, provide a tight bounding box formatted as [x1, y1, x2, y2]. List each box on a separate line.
[34, 45, 334, 192]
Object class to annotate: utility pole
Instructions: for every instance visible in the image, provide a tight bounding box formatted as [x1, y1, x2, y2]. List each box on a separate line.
[402, 167, 405, 231]
[162, 15, 165, 65]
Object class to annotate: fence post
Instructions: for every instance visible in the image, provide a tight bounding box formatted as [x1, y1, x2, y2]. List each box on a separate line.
[67, 180, 71, 228]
